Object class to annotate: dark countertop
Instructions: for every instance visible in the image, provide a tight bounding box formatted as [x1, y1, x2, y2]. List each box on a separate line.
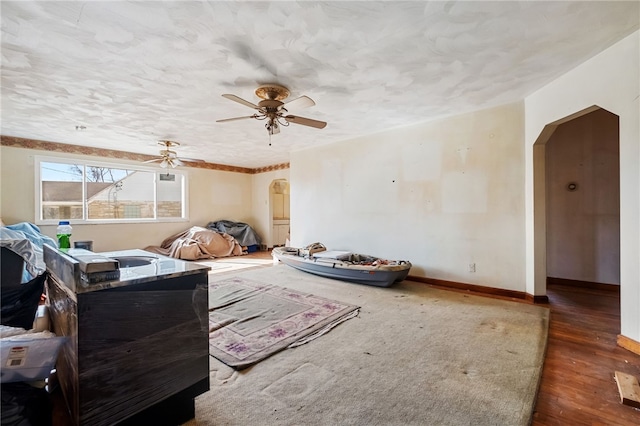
[44, 246, 211, 294]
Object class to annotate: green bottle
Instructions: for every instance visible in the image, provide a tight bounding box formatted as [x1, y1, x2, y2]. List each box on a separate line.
[56, 221, 72, 249]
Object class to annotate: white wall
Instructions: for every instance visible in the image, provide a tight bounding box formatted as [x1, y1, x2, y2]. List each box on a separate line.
[291, 102, 527, 291]
[0, 145, 254, 252]
[525, 31, 639, 341]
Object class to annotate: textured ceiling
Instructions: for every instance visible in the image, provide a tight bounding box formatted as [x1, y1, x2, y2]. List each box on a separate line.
[1, 1, 638, 168]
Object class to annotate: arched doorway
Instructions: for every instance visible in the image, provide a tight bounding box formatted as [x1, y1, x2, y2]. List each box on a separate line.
[269, 179, 290, 248]
[533, 105, 620, 302]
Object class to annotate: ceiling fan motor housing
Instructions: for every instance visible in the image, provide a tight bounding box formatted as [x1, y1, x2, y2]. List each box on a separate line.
[255, 84, 290, 101]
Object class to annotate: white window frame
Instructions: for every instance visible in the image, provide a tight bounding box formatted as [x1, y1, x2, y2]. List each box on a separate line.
[35, 156, 189, 225]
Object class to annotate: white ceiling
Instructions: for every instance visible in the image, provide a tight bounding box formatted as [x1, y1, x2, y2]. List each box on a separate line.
[1, 1, 638, 168]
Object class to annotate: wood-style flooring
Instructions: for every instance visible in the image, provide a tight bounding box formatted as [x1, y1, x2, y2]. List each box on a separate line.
[532, 284, 640, 425]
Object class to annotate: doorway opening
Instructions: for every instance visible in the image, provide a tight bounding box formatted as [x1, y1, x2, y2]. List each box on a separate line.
[269, 179, 290, 248]
[533, 105, 620, 324]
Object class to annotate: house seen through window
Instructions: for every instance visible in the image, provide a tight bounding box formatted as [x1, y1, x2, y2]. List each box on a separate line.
[38, 159, 186, 223]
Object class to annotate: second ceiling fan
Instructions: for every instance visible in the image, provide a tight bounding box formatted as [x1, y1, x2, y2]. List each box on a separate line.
[144, 140, 203, 169]
[216, 84, 327, 137]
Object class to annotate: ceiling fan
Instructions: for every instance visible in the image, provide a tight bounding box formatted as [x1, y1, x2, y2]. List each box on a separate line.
[144, 140, 203, 169]
[216, 84, 327, 139]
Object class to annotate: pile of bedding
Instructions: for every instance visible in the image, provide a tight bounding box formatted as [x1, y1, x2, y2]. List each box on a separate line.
[145, 226, 244, 260]
[205, 220, 261, 248]
[0, 222, 53, 334]
[1, 222, 56, 282]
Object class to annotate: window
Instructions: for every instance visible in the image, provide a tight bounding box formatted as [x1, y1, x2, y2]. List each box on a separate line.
[36, 158, 187, 224]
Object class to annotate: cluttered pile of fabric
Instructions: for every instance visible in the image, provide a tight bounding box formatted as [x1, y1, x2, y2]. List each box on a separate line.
[144, 220, 262, 261]
[144, 225, 245, 261]
[0, 222, 56, 329]
[1, 222, 63, 426]
[205, 220, 261, 252]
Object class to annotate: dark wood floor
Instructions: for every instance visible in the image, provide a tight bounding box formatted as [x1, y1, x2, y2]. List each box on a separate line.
[532, 284, 640, 425]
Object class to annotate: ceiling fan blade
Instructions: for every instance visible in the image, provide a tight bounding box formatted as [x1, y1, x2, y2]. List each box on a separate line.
[222, 94, 260, 110]
[284, 115, 327, 129]
[216, 115, 257, 123]
[143, 159, 162, 163]
[284, 95, 315, 110]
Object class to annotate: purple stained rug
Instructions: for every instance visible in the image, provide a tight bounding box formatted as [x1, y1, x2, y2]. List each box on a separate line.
[208, 277, 359, 369]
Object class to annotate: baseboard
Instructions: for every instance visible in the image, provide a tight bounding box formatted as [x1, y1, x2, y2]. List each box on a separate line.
[525, 293, 549, 304]
[408, 275, 540, 302]
[617, 334, 640, 356]
[547, 276, 620, 292]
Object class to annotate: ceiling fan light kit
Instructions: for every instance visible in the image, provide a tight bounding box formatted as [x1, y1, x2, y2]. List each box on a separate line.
[144, 140, 202, 169]
[217, 84, 327, 143]
[160, 155, 183, 169]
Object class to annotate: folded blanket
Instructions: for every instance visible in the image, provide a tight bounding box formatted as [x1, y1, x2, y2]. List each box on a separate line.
[145, 226, 244, 260]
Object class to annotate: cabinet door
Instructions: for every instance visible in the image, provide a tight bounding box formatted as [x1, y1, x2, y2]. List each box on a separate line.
[280, 225, 289, 245]
[273, 224, 288, 246]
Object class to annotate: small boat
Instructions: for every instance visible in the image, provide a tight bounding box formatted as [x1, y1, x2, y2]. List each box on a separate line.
[272, 243, 412, 287]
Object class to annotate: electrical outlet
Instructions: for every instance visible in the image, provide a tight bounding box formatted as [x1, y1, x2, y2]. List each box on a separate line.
[469, 263, 476, 273]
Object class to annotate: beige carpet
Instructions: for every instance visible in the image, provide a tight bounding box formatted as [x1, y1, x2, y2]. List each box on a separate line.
[195, 257, 275, 275]
[186, 264, 549, 426]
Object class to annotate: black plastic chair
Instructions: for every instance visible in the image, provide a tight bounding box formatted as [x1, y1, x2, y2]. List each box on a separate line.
[1, 247, 47, 330]
[1, 247, 24, 290]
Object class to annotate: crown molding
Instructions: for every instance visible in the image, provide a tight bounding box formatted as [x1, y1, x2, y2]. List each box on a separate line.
[0, 135, 289, 175]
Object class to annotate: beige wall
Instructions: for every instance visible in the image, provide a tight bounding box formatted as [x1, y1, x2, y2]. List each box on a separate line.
[545, 109, 620, 284]
[0, 145, 254, 251]
[291, 102, 526, 291]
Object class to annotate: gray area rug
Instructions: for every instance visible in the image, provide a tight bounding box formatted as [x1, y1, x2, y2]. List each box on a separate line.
[187, 265, 549, 426]
[209, 276, 359, 369]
